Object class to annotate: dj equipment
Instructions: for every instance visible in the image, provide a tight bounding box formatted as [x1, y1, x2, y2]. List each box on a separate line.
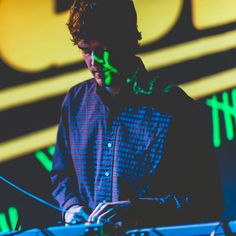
[126, 220, 236, 236]
[1, 221, 235, 236]
[1, 224, 104, 236]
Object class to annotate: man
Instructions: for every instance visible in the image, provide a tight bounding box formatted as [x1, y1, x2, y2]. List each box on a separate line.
[51, 0, 223, 229]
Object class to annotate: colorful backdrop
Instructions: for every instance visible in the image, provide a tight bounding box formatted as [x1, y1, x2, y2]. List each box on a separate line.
[0, 0, 236, 232]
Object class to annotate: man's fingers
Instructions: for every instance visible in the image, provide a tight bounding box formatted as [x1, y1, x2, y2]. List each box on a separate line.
[88, 201, 132, 225]
[97, 212, 120, 224]
[95, 207, 115, 223]
[89, 205, 111, 222]
[88, 202, 109, 222]
[89, 203, 114, 222]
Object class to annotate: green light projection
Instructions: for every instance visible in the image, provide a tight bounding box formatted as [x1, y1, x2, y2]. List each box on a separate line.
[48, 145, 55, 156]
[206, 88, 236, 148]
[126, 68, 158, 95]
[0, 213, 9, 232]
[93, 51, 118, 86]
[93, 50, 158, 94]
[34, 145, 54, 172]
[0, 207, 21, 232]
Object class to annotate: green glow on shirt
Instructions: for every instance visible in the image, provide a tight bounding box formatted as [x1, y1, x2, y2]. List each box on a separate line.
[93, 51, 118, 86]
[104, 71, 112, 87]
[0, 207, 21, 232]
[206, 88, 236, 148]
[163, 84, 174, 93]
[126, 68, 158, 95]
[35, 150, 52, 172]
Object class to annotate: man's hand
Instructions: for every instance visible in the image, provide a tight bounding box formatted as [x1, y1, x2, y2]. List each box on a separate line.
[88, 200, 134, 226]
[64, 205, 89, 226]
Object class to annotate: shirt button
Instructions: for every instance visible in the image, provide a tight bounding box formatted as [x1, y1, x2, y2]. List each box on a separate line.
[105, 172, 110, 177]
[107, 142, 112, 148]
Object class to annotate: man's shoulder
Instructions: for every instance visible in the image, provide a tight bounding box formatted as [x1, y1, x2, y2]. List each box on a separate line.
[70, 78, 95, 94]
[155, 82, 198, 115]
[61, 78, 95, 107]
[66, 78, 95, 99]
[161, 84, 193, 103]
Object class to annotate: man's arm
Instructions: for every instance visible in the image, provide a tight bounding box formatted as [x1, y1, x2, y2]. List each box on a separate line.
[50, 93, 88, 224]
[133, 90, 224, 226]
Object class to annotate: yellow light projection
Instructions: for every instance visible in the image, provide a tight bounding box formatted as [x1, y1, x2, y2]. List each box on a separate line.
[0, 69, 90, 111]
[0, 0, 80, 71]
[1, 31, 236, 111]
[0, 126, 58, 164]
[0, 0, 236, 163]
[0, 0, 183, 72]
[192, 0, 236, 30]
[135, 0, 183, 44]
[1, 70, 236, 163]
[180, 68, 236, 100]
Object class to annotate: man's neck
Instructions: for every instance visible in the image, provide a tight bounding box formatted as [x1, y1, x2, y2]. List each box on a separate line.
[105, 84, 121, 97]
[103, 56, 144, 97]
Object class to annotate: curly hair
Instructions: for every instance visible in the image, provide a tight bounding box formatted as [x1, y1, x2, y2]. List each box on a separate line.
[67, 0, 142, 53]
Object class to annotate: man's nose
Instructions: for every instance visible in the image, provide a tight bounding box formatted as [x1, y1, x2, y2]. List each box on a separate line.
[91, 50, 104, 67]
[91, 50, 95, 67]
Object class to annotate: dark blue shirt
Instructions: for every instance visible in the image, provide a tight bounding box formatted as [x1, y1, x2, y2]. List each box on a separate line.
[51, 68, 223, 227]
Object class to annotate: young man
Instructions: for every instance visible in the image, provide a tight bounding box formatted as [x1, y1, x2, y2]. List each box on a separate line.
[51, 0, 223, 229]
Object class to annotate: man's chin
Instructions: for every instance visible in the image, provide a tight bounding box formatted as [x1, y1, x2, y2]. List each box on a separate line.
[94, 76, 105, 87]
[94, 74, 121, 87]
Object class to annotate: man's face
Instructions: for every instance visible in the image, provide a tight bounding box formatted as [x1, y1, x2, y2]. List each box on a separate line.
[78, 39, 129, 87]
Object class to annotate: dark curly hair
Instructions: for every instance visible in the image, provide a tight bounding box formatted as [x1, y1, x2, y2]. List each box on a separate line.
[67, 0, 142, 53]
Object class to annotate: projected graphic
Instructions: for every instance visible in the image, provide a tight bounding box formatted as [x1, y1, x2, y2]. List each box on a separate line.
[126, 68, 158, 95]
[0, 207, 21, 232]
[206, 89, 236, 148]
[0, 0, 236, 231]
[93, 51, 118, 86]
[35, 146, 55, 172]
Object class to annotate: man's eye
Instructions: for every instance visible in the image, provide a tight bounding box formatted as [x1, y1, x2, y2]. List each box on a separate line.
[93, 48, 105, 57]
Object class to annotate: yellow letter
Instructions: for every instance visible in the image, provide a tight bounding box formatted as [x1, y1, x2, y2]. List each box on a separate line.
[192, 0, 236, 30]
[0, 0, 183, 72]
[0, 0, 81, 72]
[135, 0, 183, 45]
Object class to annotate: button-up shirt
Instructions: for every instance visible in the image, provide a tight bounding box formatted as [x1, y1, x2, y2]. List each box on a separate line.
[51, 70, 223, 226]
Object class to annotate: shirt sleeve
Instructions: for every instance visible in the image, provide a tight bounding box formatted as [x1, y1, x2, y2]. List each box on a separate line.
[50, 92, 81, 216]
[132, 87, 224, 227]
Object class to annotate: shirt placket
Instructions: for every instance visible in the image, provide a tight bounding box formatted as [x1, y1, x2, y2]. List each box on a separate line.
[100, 123, 116, 202]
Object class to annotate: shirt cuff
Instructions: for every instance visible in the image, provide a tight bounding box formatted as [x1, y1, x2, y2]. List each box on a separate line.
[62, 196, 81, 220]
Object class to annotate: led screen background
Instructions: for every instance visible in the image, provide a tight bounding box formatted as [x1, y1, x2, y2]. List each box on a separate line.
[0, 0, 236, 231]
